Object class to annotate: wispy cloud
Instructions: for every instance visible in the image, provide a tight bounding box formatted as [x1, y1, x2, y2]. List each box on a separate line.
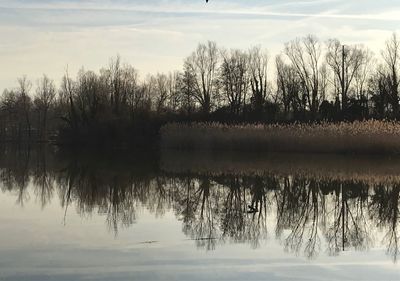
[0, 0, 399, 90]
[2, 0, 400, 23]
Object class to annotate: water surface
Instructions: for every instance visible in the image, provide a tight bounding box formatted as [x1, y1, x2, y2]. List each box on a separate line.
[0, 148, 399, 281]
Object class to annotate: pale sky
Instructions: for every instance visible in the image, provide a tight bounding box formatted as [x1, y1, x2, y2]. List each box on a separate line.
[1, 0, 400, 91]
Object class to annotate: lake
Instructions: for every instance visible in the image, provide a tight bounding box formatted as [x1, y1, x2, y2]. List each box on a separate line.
[0, 147, 399, 281]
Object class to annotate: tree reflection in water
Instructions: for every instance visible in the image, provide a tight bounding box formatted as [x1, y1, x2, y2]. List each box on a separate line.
[0, 146, 399, 262]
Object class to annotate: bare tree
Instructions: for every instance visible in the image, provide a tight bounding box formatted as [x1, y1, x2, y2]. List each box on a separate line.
[248, 46, 269, 114]
[368, 66, 391, 118]
[76, 69, 106, 126]
[184, 41, 219, 115]
[0, 89, 18, 139]
[354, 48, 374, 99]
[381, 33, 400, 117]
[102, 55, 138, 116]
[326, 39, 366, 112]
[108, 55, 123, 115]
[16, 76, 32, 139]
[60, 68, 79, 131]
[120, 65, 139, 118]
[154, 73, 169, 114]
[285, 35, 324, 118]
[177, 69, 196, 116]
[166, 72, 180, 112]
[276, 55, 304, 119]
[35, 75, 56, 140]
[220, 49, 249, 115]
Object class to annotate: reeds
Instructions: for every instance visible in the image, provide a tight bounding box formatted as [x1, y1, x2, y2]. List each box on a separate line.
[160, 120, 400, 154]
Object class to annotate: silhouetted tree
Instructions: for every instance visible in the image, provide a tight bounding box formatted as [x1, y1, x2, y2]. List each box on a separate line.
[381, 33, 400, 118]
[220, 49, 249, 116]
[285, 35, 325, 119]
[184, 41, 219, 115]
[34, 75, 56, 141]
[248, 46, 269, 118]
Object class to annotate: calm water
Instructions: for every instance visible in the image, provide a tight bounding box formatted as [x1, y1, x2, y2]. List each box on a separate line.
[0, 148, 399, 281]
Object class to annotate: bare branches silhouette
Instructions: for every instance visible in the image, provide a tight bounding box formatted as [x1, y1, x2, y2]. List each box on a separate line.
[1, 34, 400, 145]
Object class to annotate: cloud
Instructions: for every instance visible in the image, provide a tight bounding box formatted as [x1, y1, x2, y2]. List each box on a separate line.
[0, 0, 399, 90]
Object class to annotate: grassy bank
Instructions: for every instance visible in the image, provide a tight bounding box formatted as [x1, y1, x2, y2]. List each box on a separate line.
[160, 120, 400, 154]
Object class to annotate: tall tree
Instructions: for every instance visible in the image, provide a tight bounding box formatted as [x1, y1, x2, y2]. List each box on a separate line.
[35, 75, 56, 140]
[326, 39, 366, 114]
[60, 69, 79, 131]
[276, 55, 304, 119]
[248, 46, 269, 115]
[220, 49, 249, 116]
[184, 41, 219, 115]
[16, 76, 33, 139]
[381, 33, 400, 117]
[285, 35, 324, 119]
[177, 68, 196, 116]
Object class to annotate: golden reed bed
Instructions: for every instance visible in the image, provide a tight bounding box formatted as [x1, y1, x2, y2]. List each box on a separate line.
[161, 120, 400, 154]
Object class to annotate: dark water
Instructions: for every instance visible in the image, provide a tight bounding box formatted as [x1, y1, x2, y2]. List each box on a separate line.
[0, 147, 399, 281]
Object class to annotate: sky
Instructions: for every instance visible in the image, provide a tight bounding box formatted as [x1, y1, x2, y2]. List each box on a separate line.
[1, 0, 400, 91]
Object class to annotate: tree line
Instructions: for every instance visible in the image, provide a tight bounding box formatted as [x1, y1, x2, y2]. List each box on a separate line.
[2, 33, 400, 144]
